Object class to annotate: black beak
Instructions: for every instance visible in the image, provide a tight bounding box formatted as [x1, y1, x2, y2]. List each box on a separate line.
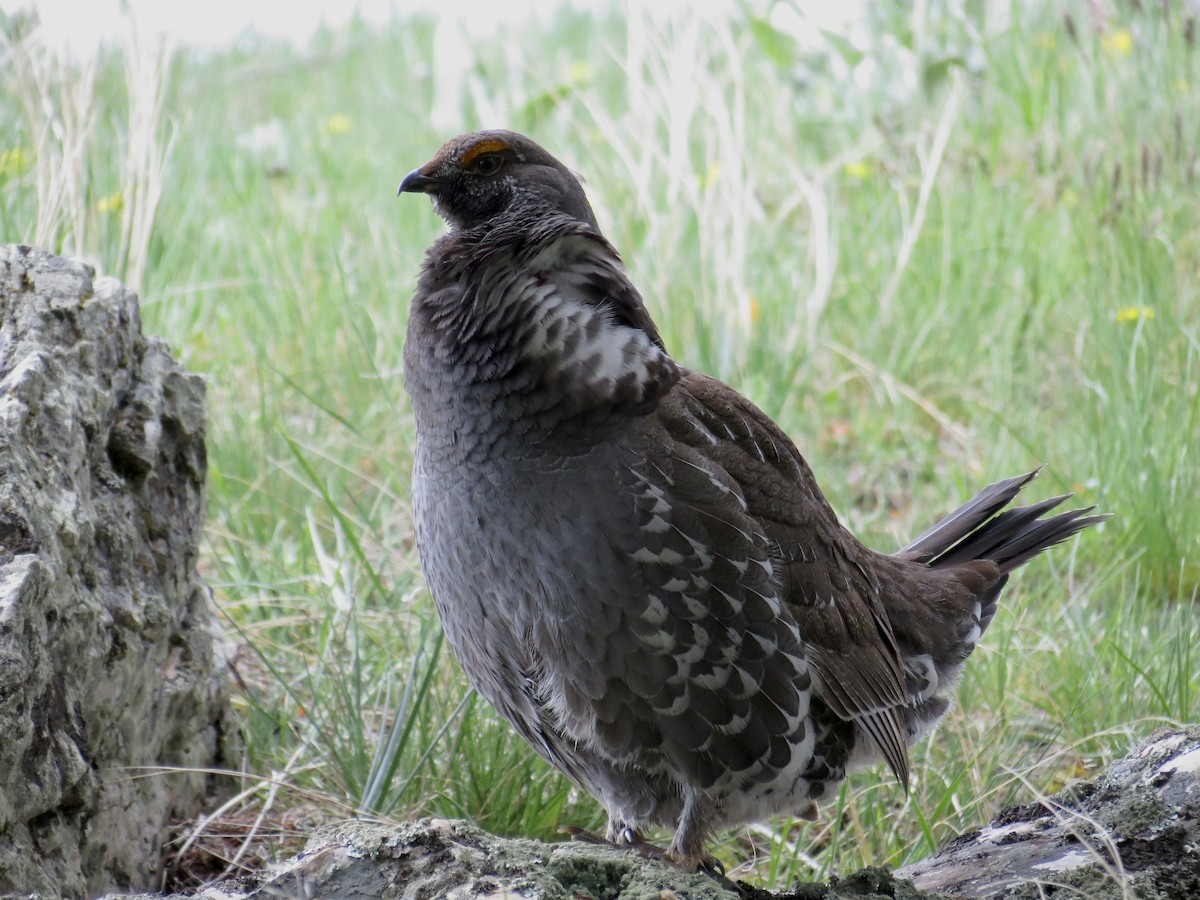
[398, 169, 442, 196]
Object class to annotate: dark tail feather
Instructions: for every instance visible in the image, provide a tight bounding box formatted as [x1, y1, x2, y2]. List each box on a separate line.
[899, 468, 1110, 573]
[900, 469, 1040, 563]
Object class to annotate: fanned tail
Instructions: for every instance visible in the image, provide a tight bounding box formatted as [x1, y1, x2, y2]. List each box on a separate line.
[900, 467, 1109, 574]
[877, 468, 1108, 760]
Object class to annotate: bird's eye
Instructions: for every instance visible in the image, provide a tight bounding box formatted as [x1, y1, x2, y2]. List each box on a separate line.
[473, 154, 504, 176]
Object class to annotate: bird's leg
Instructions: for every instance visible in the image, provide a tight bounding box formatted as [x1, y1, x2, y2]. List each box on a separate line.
[561, 810, 725, 876]
[664, 790, 725, 875]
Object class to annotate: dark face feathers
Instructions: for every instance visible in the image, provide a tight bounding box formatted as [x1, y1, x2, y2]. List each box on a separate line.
[398, 130, 601, 232]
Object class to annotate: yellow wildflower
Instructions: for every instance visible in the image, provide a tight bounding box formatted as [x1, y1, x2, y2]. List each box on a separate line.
[748, 295, 760, 325]
[96, 192, 124, 214]
[1033, 32, 1056, 51]
[0, 147, 31, 177]
[324, 114, 352, 135]
[700, 160, 721, 189]
[1115, 306, 1154, 324]
[567, 61, 591, 84]
[1101, 28, 1133, 57]
[843, 160, 872, 179]
[1175, 79, 1190, 94]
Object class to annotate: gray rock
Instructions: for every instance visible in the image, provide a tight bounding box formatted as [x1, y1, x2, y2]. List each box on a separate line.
[899, 725, 1200, 899]
[0, 245, 235, 898]
[92, 733, 1200, 899]
[94, 818, 910, 899]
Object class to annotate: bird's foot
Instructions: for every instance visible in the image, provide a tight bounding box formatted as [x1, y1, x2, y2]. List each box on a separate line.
[559, 826, 725, 876]
[681, 850, 727, 877]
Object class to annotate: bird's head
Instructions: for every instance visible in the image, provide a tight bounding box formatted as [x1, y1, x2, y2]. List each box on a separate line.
[398, 130, 600, 232]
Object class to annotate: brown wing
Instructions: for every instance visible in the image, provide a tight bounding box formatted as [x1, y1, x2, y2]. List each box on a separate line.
[593, 417, 810, 792]
[661, 371, 912, 787]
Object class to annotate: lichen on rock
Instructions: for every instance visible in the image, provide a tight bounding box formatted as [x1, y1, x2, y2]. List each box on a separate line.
[0, 245, 235, 898]
[899, 726, 1200, 899]
[90, 731, 1200, 899]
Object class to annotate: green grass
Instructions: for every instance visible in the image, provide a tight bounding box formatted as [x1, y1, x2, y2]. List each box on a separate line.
[3, 0, 1198, 889]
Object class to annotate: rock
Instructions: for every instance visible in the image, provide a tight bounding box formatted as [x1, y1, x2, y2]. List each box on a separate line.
[94, 728, 1200, 899]
[898, 725, 1200, 899]
[180, 820, 746, 900]
[93, 819, 922, 900]
[0, 245, 235, 898]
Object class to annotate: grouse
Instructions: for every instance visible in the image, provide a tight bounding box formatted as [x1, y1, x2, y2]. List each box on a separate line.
[397, 130, 1106, 870]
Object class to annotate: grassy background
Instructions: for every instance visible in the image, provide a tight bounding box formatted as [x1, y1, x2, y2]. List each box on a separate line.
[3, 0, 1198, 888]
